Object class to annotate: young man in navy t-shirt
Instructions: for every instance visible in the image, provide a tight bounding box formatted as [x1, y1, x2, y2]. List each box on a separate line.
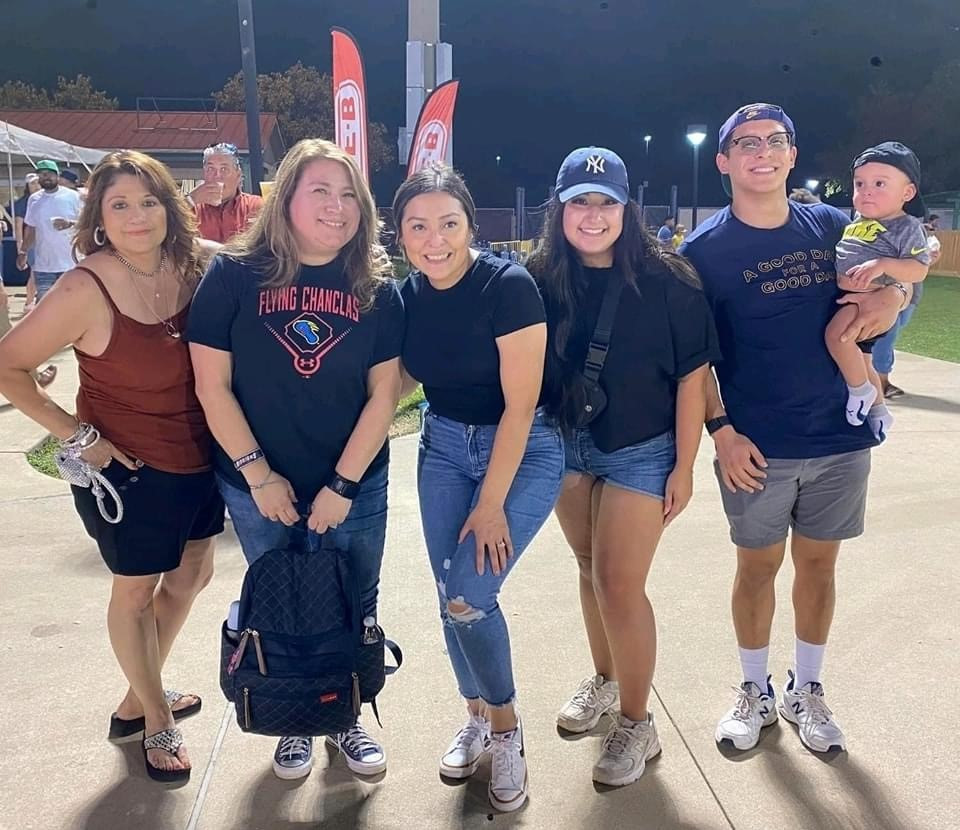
[680, 103, 906, 755]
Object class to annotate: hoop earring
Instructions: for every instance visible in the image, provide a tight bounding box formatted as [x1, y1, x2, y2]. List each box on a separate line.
[93, 226, 107, 247]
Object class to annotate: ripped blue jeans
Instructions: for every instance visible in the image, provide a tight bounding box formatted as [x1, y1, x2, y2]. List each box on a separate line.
[417, 408, 564, 707]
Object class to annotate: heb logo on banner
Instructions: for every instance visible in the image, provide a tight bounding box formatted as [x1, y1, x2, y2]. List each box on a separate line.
[410, 119, 449, 172]
[336, 80, 367, 174]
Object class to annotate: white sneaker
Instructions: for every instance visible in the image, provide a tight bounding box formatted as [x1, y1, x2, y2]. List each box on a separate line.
[273, 736, 313, 780]
[592, 712, 661, 787]
[779, 670, 847, 753]
[325, 721, 387, 775]
[557, 674, 619, 733]
[440, 714, 491, 778]
[715, 678, 778, 750]
[488, 719, 528, 813]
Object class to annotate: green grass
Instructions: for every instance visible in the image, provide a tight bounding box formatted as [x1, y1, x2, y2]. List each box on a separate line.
[26, 390, 427, 478]
[895, 275, 960, 363]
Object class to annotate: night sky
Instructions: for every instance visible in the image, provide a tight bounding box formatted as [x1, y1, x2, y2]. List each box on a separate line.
[3, 0, 959, 206]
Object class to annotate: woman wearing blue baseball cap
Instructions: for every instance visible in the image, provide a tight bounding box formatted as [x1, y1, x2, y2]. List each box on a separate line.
[527, 147, 720, 787]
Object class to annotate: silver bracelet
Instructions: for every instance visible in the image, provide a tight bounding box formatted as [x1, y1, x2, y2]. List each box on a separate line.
[62, 422, 100, 450]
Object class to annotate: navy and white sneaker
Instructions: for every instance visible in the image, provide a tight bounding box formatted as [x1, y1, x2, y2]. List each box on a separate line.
[273, 736, 313, 780]
[779, 670, 847, 753]
[326, 721, 387, 775]
[715, 677, 778, 751]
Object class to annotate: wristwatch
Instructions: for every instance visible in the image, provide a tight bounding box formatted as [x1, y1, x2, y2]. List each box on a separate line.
[327, 472, 360, 500]
[706, 416, 732, 435]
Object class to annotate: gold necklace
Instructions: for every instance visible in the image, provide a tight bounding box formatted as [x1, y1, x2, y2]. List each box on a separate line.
[118, 254, 182, 339]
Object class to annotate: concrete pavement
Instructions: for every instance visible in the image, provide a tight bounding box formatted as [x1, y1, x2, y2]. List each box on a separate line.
[1, 289, 958, 830]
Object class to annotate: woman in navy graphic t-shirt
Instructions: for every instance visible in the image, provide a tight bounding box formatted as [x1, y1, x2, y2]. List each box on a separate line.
[188, 139, 404, 782]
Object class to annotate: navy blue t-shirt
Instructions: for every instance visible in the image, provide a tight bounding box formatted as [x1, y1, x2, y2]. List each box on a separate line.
[680, 202, 877, 459]
[187, 254, 405, 498]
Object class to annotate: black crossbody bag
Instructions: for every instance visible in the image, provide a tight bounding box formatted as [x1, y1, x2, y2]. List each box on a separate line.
[563, 275, 625, 429]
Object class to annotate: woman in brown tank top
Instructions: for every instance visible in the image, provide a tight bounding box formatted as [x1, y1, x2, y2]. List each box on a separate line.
[0, 151, 224, 783]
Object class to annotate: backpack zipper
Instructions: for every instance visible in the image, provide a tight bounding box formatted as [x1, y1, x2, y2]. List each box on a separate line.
[243, 687, 251, 729]
[227, 629, 251, 675]
[251, 629, 268, 675]
[351, 672, 360, 715]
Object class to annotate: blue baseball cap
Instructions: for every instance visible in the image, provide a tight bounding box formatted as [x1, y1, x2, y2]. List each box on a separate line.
[718, 103, 795, 150]
[555, 147, 629, 205]
[719, 103, 796, 197]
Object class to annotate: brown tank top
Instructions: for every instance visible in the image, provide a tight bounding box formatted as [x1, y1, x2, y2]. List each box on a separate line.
[74, 267, 212, 474]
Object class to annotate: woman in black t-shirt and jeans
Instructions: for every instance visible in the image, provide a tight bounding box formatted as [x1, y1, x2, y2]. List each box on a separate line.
[188, 139, 404, 782]
[527, 147, 720, 788]
[395, 163, 564, 813]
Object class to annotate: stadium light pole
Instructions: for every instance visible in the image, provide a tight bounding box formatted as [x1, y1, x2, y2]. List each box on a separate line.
[686, 124, 707, 229]
[644, 134, 652, 156]
[237, 0, 264, 194]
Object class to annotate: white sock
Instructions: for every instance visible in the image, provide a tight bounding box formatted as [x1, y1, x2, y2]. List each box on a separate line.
[867, 402, 894, 442]
[795, 639, 825, 688]
[845, 381, 878, 425]
[738, 645, 770, 693]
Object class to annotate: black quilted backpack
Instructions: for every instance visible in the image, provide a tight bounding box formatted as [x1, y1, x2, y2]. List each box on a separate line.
[219, 529, 402, 736]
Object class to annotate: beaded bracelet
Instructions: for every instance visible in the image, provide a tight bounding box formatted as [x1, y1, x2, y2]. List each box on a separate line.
[233, 448, 264, 470]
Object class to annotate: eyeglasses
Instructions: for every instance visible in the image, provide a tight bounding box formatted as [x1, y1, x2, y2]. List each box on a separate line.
[728, 132, 793, 154]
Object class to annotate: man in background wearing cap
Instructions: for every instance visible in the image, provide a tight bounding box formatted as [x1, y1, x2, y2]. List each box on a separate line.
[188, 143, 262, 243]
[827, 141, 931, 437]
[16, 160, 81, 302]
[680, 104, 905, 756]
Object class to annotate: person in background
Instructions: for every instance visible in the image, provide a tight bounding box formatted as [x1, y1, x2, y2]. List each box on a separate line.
[16, 160, 82, 303]
[188, 143, 263, 243]
[671, 223, 687, 250]
[12, 173, 42, 314]
[656, 216, 676, 249]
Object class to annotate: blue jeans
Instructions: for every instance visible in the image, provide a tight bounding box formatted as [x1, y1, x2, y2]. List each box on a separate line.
[217, 462, 388, 620]
[871, 305, 917, 375]
[418, 408, 564, 707]
[33, 271, 64, 300]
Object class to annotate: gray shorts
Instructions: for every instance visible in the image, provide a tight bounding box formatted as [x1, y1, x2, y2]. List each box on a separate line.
[714, 449, 871, 549]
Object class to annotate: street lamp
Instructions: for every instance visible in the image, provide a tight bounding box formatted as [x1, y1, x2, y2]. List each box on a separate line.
[496, 155, 501, 168]
[643, 135, 652, 156]
[806, 178, 820, 192]
[686, 124, 707, 230]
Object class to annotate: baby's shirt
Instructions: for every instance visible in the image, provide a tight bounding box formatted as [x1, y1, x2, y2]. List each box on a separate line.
[836, 213, 932, 286]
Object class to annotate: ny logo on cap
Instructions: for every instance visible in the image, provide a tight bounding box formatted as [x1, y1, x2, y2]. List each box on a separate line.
[586, 155, 605, 174]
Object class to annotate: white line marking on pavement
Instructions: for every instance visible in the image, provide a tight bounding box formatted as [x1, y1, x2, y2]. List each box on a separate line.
[185, 701, 233, 830]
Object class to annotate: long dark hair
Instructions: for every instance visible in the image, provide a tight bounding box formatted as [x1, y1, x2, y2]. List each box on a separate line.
[526, 196, 701, 428]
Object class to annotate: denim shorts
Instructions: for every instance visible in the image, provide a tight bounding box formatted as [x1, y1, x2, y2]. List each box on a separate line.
[564, 428, 677, 499]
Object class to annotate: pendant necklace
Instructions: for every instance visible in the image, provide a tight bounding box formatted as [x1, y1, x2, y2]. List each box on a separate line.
[111, 249, 181, 339]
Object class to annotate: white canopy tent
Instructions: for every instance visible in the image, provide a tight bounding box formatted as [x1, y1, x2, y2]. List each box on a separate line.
[1, 119, 108, 223]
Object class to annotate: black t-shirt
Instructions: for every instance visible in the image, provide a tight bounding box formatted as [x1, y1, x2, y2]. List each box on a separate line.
[186, 254, 405, 498]
[542, 263, 721, 452]
[401, 251, 546, 425]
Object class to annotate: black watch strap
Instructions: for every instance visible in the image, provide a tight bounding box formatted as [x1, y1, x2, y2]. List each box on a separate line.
[706, 416, 732, 435]
[327, 473, 360, 499]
